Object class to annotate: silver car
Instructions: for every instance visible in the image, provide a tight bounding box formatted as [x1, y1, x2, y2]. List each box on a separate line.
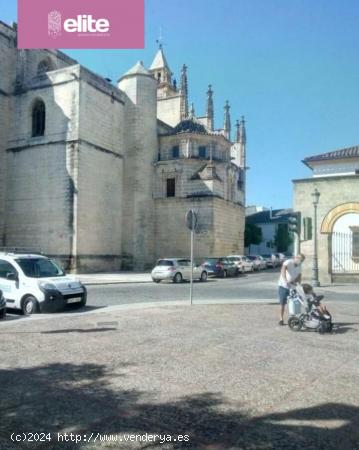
[151, 258, 208, 283]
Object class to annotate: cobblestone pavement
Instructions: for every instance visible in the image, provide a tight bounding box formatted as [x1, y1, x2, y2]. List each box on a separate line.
[1, 301, 358, 449]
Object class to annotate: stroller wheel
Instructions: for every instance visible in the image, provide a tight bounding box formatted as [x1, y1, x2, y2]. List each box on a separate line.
[288, 316, 302, 331]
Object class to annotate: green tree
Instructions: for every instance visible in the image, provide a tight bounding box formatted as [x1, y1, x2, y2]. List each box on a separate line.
[245, 224, 262, 253]
[274, 223, 292, 252]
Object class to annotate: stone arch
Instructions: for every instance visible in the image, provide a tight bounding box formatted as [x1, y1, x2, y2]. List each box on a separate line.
[321, 202, 359, 234]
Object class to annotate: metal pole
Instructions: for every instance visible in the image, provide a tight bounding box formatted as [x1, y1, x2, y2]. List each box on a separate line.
[190, 210, 194, 305]
[312, 203, 320, 287]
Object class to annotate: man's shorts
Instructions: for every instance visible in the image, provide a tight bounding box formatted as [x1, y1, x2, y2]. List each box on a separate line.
[278, 286, 290, 305]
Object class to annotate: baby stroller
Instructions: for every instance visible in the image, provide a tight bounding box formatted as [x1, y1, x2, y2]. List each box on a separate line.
[287, 284, 333, 334]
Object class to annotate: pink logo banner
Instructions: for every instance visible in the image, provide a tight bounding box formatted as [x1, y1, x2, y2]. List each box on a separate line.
[18, 0, 144, 49]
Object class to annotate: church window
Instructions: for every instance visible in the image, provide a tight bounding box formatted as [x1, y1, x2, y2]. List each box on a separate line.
[31, 100, 46, 137]
[166, 178, 176, 197]
[172, 146, 180, 158]
[157, 72, 162, 83]
[199, 146, 207, 158]
[37, 58, 54, 75]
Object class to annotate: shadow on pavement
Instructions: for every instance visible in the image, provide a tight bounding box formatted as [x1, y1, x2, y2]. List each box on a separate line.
[42, 328, 118, 334]
[0, 362, 358, 449]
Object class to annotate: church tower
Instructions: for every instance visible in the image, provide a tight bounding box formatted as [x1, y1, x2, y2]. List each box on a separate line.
[223, 101, 231, 140]
[179, 64, 189, 120]
[237, 116, 246, 168]
[150, 46, 186, 127]
[118, 61, 158, 269]
[206, 85, 214, 131]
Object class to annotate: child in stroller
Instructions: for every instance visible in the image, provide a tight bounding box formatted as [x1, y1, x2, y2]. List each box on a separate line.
[301, 283, 332, 320]
[287, 283, 333, 333]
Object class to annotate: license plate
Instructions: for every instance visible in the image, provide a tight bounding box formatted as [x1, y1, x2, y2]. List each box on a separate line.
[67, 297, 81, 304]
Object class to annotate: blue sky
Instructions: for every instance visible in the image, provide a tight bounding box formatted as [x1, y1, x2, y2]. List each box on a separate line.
[1, 0, 359, 208]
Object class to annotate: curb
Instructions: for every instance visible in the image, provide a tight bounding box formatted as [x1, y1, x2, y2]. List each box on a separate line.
[82, 280, 152, 286]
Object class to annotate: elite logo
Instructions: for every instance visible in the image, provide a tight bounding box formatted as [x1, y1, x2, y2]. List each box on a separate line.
[18, 0, 144, 50]
[48, 11, 110, 38]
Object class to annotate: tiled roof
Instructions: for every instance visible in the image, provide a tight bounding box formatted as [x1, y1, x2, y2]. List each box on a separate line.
[167, 118, 208, 136]
[304, 145, 359, 163]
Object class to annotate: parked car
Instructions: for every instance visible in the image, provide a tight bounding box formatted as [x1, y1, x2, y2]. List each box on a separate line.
[247, 255, 267, 271]
[0, 251, 87, 315]
[274, 253, 286, 264]
[151, 258, 208, 283]
[227, 255, 254, 273]
[261, 254, 279, 268]
[0, 289, 6, 319]
[201, 257, 239, 278]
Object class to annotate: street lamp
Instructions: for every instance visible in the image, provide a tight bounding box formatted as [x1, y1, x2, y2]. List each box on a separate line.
[311, 188, 321, 287]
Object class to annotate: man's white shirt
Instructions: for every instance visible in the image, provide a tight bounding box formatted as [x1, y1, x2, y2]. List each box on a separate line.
[278, 259, 302, 288]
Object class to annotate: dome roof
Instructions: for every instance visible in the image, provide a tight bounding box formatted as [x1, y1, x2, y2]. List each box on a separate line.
[171, 118, 208, 135]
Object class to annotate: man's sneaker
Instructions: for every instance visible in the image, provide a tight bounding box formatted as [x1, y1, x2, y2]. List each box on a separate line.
[278, 320, 284, 326]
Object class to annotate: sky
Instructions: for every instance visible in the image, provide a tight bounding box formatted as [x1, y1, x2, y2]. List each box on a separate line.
[1, 0, 359, 208]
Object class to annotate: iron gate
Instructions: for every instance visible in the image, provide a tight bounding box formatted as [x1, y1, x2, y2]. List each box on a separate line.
[332, 231, 359, 273]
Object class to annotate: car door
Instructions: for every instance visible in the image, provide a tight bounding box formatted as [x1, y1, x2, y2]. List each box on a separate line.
[0, 259, 21, 307]
[178, 259, 190, 279]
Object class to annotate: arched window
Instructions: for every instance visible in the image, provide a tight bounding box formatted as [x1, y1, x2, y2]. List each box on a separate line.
[37, 58, 54, 75]
[31, 100, 46, 137]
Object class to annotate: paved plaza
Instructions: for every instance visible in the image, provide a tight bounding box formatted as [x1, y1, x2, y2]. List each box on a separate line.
[1, 295, 358, 449]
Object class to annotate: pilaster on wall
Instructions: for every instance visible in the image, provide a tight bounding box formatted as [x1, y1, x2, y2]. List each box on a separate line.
[0, 24, 17, 245]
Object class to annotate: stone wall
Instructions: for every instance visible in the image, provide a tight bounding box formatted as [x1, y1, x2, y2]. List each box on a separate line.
[293, 175, 359, 284]
[4, 66, 80, 268]
[75, 76, 125, 272]
[118, 70, 158, 270]
[0, 22, 16, 245]
[154, 196, 244, 261]
[157, 95, 182, 127]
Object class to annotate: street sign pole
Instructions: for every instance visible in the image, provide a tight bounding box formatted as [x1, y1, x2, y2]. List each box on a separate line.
[190, 211, 194, 306]
[185, 209, 197, 306]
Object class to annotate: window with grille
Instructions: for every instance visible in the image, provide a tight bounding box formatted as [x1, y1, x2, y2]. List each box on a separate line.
[32, 100, 46, 137]
[166, 178, 176, 197]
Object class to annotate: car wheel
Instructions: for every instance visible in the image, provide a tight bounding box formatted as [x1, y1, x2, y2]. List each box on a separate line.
[0, 309, 5, 319]
[200, 271, 208, 282]
[173, 272, 183, 283]
[22, 296, 39, 315]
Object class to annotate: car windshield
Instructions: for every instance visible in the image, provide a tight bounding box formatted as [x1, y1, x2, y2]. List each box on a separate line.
[157, 260, 174, 266]
[262, 255, 271, 258]
[247, 256, 256, 260]
[15, 258, 65, 278]
[228, 257, 239, 261]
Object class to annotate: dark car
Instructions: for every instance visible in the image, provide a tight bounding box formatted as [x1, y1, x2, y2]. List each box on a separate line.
[0, 290, 6, 319]
[201, 257, 239, 278]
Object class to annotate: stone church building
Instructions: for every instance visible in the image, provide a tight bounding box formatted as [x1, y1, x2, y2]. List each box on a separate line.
[0, 21, 246, 272]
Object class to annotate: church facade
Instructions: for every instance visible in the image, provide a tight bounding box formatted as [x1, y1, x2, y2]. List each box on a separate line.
[0, 21, 246, 272]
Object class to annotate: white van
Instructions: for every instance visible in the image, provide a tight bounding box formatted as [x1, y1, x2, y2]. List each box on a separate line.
[0, 251, 87, 315]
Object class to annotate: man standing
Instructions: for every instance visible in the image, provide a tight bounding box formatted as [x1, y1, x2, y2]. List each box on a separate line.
[278, 254, 305, 325]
